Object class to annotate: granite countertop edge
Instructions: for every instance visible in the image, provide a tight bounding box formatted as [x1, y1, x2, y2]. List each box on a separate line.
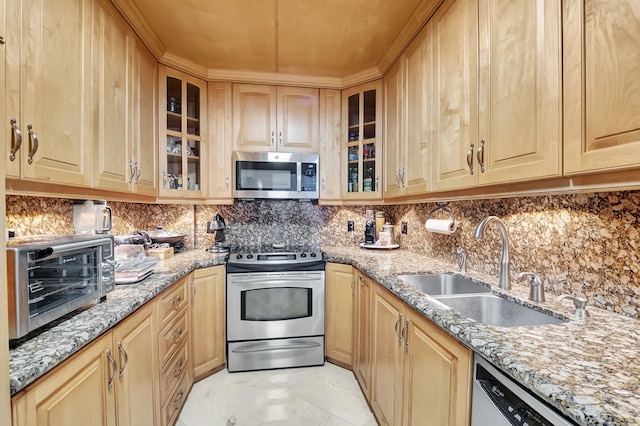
[9, 247, 640, 426]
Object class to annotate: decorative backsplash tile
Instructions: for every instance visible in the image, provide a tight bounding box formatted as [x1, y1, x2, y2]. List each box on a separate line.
[6, 191, 640, 318]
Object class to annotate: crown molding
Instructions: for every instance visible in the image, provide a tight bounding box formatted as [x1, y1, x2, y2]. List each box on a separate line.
[205, 68, 346, 89]
[160, 52, 210, 81]
[110, 0, 166, 60]
[340, 67, 384, 89]
[377, 0, 444, 75]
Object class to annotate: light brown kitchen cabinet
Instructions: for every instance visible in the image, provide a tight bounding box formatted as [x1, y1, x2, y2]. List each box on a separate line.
[92, 1, 157, 196]
[384, 24, 432, 199]
[233, 84, 319, 153]
[432, 0, 561, 191]
[11, 302, 158, 426]
[370, 283, 406, 426]
[369, 278, 472, 426]
[207, 82, 233, 202]
[342, 80, 383, 200]
[353, 271, 373, 401]
[5, 0, 92, 186]
[191, 266, 226, 380]
[402, 307, 471, 426]
[325, 263, 354, 368]
[564, 0, 640, 174]
[159, 65, 207, 198]
[318, 89, 342, 202]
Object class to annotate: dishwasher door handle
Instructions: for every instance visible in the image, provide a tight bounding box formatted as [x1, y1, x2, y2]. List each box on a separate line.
[231, 340, 321, 353]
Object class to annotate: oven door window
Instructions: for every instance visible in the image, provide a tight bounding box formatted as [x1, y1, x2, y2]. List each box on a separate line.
[241, 287, 312, 321]
[236, 161, 296, 191]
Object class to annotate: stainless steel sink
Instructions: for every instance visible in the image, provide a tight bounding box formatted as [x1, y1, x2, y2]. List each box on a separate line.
[435, 294, 567, 327]
[397, 274, 491, 296]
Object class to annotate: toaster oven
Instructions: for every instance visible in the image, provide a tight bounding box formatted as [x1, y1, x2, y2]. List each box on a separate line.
[6, 234, 115, 339]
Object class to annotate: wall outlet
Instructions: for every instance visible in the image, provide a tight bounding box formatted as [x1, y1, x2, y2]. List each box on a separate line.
[401, 222, 408, 234]
[347, 221, 355, 232]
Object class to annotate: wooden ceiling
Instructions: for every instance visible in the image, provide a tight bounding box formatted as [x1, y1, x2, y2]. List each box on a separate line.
[114, 0, 438, 87]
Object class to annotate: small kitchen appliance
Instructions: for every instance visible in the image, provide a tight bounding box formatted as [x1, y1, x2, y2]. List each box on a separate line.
[226, 244, 325, 372]
[206, 213, 229, 253]
[6, 234, 115, 339]
[72, 200, 112, 234]
[364, 220, 377, 244]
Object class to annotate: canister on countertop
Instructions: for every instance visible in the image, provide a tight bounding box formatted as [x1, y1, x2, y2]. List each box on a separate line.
[375, 211, 385, 235]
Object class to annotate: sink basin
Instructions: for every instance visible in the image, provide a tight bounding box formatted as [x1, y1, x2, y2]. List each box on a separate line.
[435, 294, 567, 327]
[397, 274, 491, 296]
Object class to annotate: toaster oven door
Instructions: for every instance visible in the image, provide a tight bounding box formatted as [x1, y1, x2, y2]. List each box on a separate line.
[10, 244, 107, 338]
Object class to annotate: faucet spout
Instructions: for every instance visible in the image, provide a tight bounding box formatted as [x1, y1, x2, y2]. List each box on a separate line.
[474, 216, 511, 290]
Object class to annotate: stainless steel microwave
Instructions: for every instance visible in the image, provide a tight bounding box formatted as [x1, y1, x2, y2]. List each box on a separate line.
[233, 151, 319, 200]
[6, 234, 115, 339]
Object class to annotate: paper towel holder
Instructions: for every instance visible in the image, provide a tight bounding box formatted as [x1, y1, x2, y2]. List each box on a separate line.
[428, 202, 456, 223]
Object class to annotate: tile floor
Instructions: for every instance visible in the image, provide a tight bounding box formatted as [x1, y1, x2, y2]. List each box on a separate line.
[177, 362, 377, 426]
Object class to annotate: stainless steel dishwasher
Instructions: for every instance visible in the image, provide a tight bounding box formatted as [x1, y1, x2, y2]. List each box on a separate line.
[472, 354, 575, 426]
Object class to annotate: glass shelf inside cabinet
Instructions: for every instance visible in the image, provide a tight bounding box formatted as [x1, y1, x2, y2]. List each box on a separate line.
[186, 138, 201, 191]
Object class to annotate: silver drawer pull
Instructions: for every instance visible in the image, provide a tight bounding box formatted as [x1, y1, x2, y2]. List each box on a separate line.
[172, 326, 183, 342]
[10, 119, 22, 161]
[172, 358, 184, 377]
[173, 390, 185, 408]
[171, 295, 182, 307]
[27, 124, 39, 165]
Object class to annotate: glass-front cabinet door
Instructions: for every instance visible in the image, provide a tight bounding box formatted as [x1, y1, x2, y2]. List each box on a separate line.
[342, 80, 382, 200]
[159, 65, 207, 198]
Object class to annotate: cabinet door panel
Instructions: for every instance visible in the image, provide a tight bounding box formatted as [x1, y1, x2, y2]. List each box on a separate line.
[403, 309, 471, 426]
[383, 60, 403, 198]
[233, 84, 277, 151]
[564, 0, 640, 173]
[478, 0, 560, 183]
[21, 0, 92, 186]
[278, 87, 319, 152]
[325, 263, 354, 367]
[92, 1, 130, 191]
[354, 273, 372, 401]
[319, 89, 342, 201]
[207, 82, 233, 200]
[432, 0, 479, 191]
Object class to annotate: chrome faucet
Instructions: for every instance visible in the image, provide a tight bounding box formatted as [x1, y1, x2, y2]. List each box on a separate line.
[473, 216, 511, 290]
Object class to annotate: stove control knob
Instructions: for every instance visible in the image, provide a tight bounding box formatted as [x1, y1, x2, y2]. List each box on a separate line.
[300, 253, 307, 258]
[246, 254, 253, 259]
[236, 254, 243, 260]
[310, 252, 317, 258]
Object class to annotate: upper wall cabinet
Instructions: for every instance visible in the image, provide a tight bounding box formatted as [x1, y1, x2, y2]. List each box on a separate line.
[92, 0, 157, 196]
[319, 89, 342, 203]
[432, 0, 561, 191]
[232, 84, 319, 153]
[342, 80, 383, 200]
[383, 25, 431, 199]
[207, 81, 234, 202]
[159, 65, 207, 198]
[564, 0, 640, 174]
[5, 0, 92, 187]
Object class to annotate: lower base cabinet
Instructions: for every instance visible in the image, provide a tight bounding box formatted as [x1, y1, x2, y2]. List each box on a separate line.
[11, 302, 157, 426]
[369, 275, 472, 426]
[353, 271, 373, 401]
[191, 266, 226, 380]
[325, 263, 355, 367]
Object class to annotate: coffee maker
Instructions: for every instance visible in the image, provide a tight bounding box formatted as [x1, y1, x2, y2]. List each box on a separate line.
[364, 220, 377, 244]
[206, 213, 229, 253]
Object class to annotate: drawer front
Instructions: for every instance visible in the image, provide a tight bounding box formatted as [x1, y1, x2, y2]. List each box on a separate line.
[159, 307, 189, 367]
[161, 368, 190, 426]
[159, 339, 189, 404]
[157, 276, 189, 329]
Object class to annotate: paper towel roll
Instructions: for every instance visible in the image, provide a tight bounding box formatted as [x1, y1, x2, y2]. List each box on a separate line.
[425, 219, 457, 234]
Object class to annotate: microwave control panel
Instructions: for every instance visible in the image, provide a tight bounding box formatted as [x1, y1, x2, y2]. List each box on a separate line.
[301, 163, 317, 192]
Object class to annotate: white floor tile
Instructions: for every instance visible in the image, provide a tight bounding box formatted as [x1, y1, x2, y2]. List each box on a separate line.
[178, 363, 376, 426]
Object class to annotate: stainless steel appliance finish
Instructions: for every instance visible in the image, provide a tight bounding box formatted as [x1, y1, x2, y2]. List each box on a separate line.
[233, 151, 319, 200]
[226, 247, 325, 372]
[6, 234, 115, 339]
[472, 354, 574, 426]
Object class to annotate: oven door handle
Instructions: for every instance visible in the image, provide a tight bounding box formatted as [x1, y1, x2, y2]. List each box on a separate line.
[231, 340, 321, 353]
[229, 276, 324, 285]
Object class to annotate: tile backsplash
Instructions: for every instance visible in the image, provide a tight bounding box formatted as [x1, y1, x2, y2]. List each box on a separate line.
[6, 191, 640, 318]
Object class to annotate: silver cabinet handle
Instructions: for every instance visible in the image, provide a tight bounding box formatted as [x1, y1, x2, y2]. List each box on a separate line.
[162, 171, 167, 189]
[375, 175, 380, 192]
[27, 124, 39, 165]
[395, 171, 401, 187]
[190, 281, 196, 302]
[279, 131, 283, 146]
[466, 143, 474, 175]
[117, 342, 129, 379]
[106, 349, 117, 391]
[226, 176, 230, 190]
[400, 167, 405, 187]
[135, 162, 141, 183]
[173, 390, 185, 409]
[271, 131, 275, 146]
[9, 119, 22, 161]
[477, 139, 485, 173]
[322, 178, 326, 192]
[402, 319, 409, 352]
[394, 314, 403, 343]
[129, 160, 135, 183]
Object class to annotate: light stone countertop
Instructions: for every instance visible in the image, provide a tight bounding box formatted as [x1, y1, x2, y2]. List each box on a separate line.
[322, 246, 640, 426]
[9, 246, 640, 425]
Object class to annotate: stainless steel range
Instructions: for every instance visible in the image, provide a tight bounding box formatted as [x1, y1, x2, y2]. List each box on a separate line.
[226, 245, 325, 372]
